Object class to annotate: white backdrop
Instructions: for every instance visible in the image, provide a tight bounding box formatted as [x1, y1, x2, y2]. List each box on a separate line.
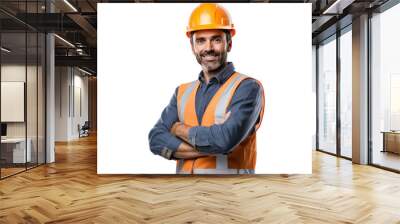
[98, 3, 312, 174]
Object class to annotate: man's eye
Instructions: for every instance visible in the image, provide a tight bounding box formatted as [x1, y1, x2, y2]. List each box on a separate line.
[196, 39, 205, 44]
[214, 38, 222, 43]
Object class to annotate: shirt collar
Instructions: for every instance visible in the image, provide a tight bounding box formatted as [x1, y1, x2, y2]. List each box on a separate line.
[198, 62, 235, 84]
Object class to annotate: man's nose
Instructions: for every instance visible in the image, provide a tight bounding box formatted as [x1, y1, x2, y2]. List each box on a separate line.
[205, 40, 213, 51]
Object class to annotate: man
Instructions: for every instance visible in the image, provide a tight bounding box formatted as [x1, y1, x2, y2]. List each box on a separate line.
[148, 3, 265, 174]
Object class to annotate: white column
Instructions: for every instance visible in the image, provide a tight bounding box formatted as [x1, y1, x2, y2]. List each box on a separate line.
[55, 67, 74, 141]
[312, 45, 317, 150]
[46, 1, 55, 163]
[352, 14, 369, 164]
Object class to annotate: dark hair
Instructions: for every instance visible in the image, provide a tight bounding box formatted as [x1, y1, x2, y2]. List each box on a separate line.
[224, 30, 232, 44]
[190, 30, 232, 45]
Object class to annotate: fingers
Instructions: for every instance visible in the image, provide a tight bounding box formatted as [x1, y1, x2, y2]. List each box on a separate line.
[173, 151, 209, 159]
[170, 122, 181, 135]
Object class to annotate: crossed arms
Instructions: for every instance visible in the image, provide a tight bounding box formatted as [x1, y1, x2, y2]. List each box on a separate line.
[148, 79, 262, 160]
[169, 111, 231, 159]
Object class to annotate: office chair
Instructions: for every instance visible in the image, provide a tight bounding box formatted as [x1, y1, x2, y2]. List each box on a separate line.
[79, 121, 90, 138]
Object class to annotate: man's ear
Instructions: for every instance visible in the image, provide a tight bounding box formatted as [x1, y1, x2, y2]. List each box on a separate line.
[190, 35, 196, 54]
[190, 41, 195, 53]
[227, 41, 232, 52]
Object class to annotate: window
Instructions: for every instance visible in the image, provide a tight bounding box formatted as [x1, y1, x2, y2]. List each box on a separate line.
[339, 28, 352, 158]
[371, 2, 400, 171]
[0, 1, 46, 179]
[318, 36, 337, 154]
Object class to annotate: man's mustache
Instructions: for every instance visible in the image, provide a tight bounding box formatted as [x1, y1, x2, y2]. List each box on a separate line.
[200, 50, 220, 57]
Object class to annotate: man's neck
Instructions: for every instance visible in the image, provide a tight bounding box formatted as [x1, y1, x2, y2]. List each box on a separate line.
[203, 63, 227, 84]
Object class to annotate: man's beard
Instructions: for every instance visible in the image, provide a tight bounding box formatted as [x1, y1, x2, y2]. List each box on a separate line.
[195, 49, 227, 73]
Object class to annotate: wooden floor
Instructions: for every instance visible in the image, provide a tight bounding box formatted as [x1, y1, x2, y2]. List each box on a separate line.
[1, 163, 44, 178]
[1, 134, 400, 223]
[0, 167, 26, 178]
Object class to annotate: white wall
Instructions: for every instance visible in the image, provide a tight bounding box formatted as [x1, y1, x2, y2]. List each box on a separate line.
[71, 71, 89, 138]
[55, 66, 69, 141]
[55, 66, 89, 141]
[1, 65, 40, 138]
[98, 3, 312, 174]
[1, 64, 46, 163]
[312, 45, 317, 150]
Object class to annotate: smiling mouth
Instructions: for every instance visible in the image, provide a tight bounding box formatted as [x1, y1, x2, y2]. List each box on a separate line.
[203, 55, 218, 61]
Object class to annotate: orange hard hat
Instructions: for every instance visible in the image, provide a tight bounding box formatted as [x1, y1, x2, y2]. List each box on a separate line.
[186, 3, 235, 38]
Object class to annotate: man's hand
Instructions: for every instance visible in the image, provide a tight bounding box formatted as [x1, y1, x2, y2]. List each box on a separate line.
[170, 111, 230, 160]
[170, 122, 182, 136]
[170, 122, 191, 143]
[173, 142, 210, 159]
[171, 111, 231, 143]
[174, 151, 208, 159]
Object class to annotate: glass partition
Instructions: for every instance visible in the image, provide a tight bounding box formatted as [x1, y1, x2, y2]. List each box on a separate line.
[38, 32, 45, 165]
[27, 31, 38, 169]
[0, 1, 46, 179]
[317, 35, 337, 155]
[1, 31, 28, 177]
[339, 28, 352, 158]
[371, 3, 400, 171]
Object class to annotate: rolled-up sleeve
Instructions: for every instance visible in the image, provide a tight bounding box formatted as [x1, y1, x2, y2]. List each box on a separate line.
[148, 87, 183, 160]
[188, 79, 263, 154]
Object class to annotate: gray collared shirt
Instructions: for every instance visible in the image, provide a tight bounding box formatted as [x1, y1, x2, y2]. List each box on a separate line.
[148, 62, 263, 159]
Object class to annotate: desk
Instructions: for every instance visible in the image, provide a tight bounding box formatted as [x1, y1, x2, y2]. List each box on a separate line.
[1, 138, 31, 163]
[381, 131, 400, 154]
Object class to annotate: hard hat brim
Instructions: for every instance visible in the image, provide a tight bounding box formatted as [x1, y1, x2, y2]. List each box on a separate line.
[186, 26, 236, 38]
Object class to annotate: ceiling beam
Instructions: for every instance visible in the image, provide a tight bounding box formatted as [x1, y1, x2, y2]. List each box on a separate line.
[67, 13, 97, 40]
[322, 0, 356, 14]
[55, 55, 96, 69]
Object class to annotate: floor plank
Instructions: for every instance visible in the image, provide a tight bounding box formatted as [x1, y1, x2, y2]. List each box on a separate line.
[1, 134, 400, 223]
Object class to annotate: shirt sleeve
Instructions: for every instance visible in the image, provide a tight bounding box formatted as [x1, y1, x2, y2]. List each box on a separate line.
[148, 87, 183, 160]
[188, 79, 263, 154]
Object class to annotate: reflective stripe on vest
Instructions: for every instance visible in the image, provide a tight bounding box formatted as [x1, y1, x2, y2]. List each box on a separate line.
[214, 73, 244, 123]
[192, 168, 255, 174]
[177, 73, 246, 126]
[178, 81, 199, 122]
[176, 72, 263, 174]
[193, 155, 254, 174]
[176, 169, 254, 174]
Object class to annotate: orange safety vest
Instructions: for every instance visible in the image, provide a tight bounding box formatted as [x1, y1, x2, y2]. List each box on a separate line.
[176, 72, 265, 174]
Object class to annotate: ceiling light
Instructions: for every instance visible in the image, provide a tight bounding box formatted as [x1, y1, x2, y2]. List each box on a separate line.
[54, 34, 75, 48]
[76, 48, 84, 55]
[78, 67, 93, 76]
[1, 47, 11, 53]
[63, 0, 78, 12]
[323, 0, 355, 15]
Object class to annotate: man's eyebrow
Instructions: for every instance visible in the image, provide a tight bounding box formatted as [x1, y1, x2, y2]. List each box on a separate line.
[195, 35, 223, 40]
[211, 35, 223, 39]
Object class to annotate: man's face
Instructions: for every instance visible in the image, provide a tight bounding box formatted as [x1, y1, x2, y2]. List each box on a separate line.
[191, 29, 232, 73]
